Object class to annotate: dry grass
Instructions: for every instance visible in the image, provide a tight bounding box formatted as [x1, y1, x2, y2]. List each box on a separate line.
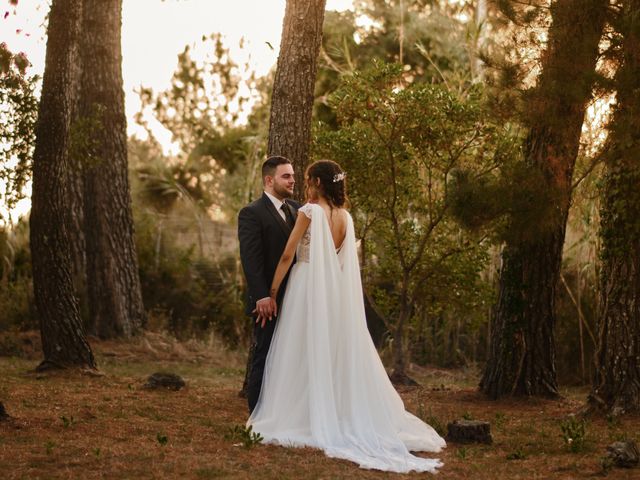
[1, 333, 639, 479]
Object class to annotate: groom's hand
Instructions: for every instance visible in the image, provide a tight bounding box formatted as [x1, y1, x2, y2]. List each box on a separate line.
[254, 297, 275, 328]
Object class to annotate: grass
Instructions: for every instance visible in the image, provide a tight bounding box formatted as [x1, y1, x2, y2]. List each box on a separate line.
[1, 333, 640, 479]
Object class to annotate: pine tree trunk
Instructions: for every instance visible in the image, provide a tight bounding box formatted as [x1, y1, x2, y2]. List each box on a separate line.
[79, 0, 145, 338]
[268, 0, 327, 201]
[590, 0, 640, 415]
[29, 0, 96, 370]
[66, 155, 88, 328]
[480, 0, 607, 399]
[481, 224, 567, 397]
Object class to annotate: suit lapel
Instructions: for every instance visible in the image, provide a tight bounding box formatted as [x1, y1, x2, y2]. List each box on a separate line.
[261, 193, 292, 238]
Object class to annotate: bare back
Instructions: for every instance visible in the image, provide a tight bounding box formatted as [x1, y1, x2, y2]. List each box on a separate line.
[319, 205, 348, 251]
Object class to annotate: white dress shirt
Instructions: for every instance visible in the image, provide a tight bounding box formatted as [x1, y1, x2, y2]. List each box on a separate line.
[265, 190, 287, 222]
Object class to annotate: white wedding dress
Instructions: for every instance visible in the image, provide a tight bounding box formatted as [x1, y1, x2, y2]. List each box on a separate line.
[248, 203, 445, 473]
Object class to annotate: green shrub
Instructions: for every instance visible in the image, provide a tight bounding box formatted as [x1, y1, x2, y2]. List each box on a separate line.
[224, 424, 263, 449]
[135, 209, 249, 347]
[0, 222, 36, 335]
[559, 415, 588, 453]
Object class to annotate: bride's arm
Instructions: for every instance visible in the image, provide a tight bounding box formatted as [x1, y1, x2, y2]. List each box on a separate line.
[270, 212, 311, 308]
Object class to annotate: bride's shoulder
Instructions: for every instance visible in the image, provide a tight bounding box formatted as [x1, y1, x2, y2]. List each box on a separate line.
[338, 207, 351, 221]
[298, 203, 318, 219]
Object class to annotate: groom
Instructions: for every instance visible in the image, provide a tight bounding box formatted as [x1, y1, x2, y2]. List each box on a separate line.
[238, 155, 299, 413]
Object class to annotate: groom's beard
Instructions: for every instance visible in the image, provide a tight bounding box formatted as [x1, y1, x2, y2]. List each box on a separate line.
[274, 183, 294, 199]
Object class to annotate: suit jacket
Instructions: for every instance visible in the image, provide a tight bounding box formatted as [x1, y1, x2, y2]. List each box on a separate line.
[238, 193, 300, 315]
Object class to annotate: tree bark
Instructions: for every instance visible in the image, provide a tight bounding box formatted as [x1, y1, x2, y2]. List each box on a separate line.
[79, 0, 145, 338]
[590, 0, 640, 415]
[268, 0, 327, 201]
[480, 0, 608, 399]
[29, 0, 96, 370]
[390, 275, 418, 385]
[66, 147, 88, 328]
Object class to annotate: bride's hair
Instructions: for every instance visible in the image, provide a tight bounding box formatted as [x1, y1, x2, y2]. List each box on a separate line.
[306, 160, 348, 207]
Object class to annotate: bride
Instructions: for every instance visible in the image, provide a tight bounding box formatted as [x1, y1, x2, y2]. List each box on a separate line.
[248, 160, 445, 473]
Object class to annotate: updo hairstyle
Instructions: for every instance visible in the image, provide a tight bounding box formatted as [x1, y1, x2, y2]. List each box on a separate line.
[305, 160, 348, 207]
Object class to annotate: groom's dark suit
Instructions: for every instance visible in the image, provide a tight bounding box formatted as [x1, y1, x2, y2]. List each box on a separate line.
[238, 192, 300, 412]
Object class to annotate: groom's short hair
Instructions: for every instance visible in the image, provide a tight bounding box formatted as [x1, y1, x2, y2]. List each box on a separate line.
[262, 156, 292, 183]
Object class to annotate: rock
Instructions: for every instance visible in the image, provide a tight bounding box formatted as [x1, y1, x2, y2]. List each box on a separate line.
[143, 372, 186, 391]
[388, 372, 419, 387]
[446, 419, 492, 444]
[0, 402, 10, 421]
[606, 440, 639, 468]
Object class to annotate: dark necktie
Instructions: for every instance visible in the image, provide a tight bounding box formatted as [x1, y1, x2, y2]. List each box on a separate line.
[281, 203, 295, 228]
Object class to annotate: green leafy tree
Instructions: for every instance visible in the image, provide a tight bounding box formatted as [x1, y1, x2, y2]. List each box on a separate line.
[1, 0, 37, 223]
[352, 0, 472, 71]
[315, 61, 514, 383]
[0, 48, 37, 224]
[136, 34, 272, 215]
[317, 1, 475, 126]
[137, 34, 267, 167]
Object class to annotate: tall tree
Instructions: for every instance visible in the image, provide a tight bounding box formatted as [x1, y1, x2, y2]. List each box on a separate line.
[480, 0, 608, 399]
[29, 0, 96, 370]
[590, 0, 640, 415]
[268, 0, 327, 200]
[79, 0, 145, 338]
[67, 120, 88, 326]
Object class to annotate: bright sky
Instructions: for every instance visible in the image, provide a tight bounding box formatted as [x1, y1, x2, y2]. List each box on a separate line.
[1, 0, 353, 222]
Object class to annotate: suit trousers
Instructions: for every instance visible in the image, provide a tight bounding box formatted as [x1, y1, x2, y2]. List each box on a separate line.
[247, 308, 279, 413]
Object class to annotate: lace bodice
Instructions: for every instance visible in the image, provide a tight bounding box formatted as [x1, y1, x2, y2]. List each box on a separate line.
[296, 204, 313, 263]
[296, 203, 345, 264]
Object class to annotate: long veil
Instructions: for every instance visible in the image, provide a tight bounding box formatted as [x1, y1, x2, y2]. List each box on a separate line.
[248, 204, 444, 473]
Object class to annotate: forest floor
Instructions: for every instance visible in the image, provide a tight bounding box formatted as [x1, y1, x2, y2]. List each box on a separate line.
[1, 331, 639, 480]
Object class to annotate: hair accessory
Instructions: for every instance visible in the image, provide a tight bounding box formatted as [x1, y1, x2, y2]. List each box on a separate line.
[332, 172, 346, 183]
